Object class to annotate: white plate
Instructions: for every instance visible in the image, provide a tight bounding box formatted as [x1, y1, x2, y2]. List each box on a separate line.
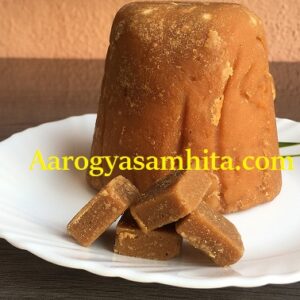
[0, 114, 300, 289]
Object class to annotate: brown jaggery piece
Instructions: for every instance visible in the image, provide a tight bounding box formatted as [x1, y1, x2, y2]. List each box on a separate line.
[67, 176, 139, 246]
[87, 2, 282, 213]
[130, 170, 211, 232]
[114, 212, 182, 260]
[176, 202, 244, 266]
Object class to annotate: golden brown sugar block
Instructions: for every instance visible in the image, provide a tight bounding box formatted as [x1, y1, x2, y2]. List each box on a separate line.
[130, 170, 211, 232]
[176, 202, 244, 266]
[87, 2, 281, 213]
[67, 176, 139, 246]
[114, 212, 182, 260]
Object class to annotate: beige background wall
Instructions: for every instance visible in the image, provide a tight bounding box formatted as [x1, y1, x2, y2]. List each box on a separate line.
[0, 0, 299, 139]
[1, 0, 299, 61]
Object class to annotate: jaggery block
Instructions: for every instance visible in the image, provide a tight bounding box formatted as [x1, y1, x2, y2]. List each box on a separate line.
[67, 176, 139, 246]
[87, 1, 282, 213]
[176, 202, 244, 266]
[130, 170, 211, 232]
[114, 212, 182, 260]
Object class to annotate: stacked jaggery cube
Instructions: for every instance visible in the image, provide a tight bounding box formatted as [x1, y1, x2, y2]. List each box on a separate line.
[68, 171, 244, 266]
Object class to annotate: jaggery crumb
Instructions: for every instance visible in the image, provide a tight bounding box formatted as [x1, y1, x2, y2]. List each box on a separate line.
[211, 96, 224, 126]
[205, 30, 222, 49]
[222, 61, 233, 84]
[202, 13, 212, 20]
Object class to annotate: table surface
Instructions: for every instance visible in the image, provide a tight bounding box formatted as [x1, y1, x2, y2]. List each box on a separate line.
[0, 64, 300, 299]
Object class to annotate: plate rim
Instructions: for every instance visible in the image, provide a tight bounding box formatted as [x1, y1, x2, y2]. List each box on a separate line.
[1, 229, 300, 289]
